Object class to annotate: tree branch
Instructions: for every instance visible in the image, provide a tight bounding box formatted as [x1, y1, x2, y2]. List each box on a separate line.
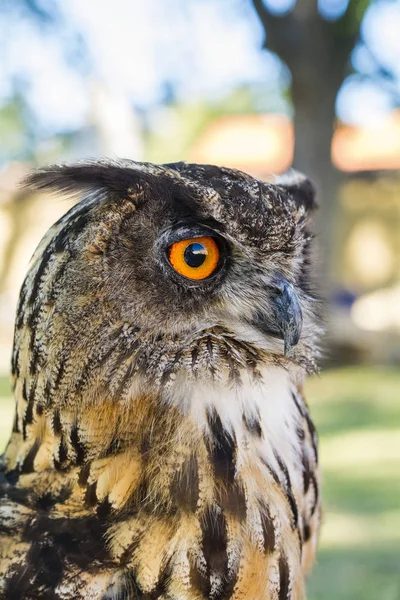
[251, 0, 299, 60]
[251, 0, 361, 69]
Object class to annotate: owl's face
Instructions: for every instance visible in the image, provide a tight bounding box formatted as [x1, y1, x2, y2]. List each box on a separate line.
[21, 160, 318, 393]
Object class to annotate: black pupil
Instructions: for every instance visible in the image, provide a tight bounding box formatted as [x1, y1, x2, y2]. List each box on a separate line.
[184, 242, 207, 268]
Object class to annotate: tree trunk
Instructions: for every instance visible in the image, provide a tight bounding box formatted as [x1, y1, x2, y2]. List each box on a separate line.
[251, 0, 359, 290]
[290, 57, 344, 290]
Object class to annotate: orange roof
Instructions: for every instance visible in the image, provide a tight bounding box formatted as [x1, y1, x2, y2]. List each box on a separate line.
[332, 111, 400, 172]
[189, 111, 400, 174]
[189, 114, 293, 175]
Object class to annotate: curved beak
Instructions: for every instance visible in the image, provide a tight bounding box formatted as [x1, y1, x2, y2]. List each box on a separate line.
[250, 276, 303, 355]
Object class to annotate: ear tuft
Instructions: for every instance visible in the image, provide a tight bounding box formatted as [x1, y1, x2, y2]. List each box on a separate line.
[22, 160, 146, 199]
[275, 169, 317, 212]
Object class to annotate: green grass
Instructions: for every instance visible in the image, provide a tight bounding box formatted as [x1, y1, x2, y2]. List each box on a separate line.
[0, 367, 399, 599]
[305, 367, 400, 600]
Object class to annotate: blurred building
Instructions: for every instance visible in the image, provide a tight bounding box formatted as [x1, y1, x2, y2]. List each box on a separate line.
[189, 114, 293, 176]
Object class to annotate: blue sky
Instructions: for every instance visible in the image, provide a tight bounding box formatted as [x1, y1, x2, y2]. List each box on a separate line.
[1, 0, 400, 135]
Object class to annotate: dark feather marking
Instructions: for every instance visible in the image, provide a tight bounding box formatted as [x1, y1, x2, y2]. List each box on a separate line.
[4, 469, 20, 486]
[139, 428, 152, 457]
[85, 482, 98, 507]
[4, 513, 112, 598]
[16, 279, 29, 306]
[116, 535, 142, 567]
[191, 345, 199, 371]
[53, 354, 67, 393]
[302, 451, 311, 494]
[221, 342, 241, 384]
[36, 486, 72, 511]
[46, 258, 69, 303]
[266, 461, 281, 486]
[21, 378, 28, 401]
[25, 211, 91, 362]
[43, 378, 52, 408]
[78, 462, 91, 486]
[70, 423, 86, 465]
[56, 210, 91, 248]
[12, 411, 19, 434]
[242, 411, 262, 438]
[309, 472, 319, 516]
[28, 325, 41, 376]
[205, 407, 236, 483]
[20, 439, 40, 473]
[278, 554, 290, 600]
[28, 245, 54, 310]
[22, 384, 35, 440]
[54, 437, 68, 470]
[3, 541, 64, 598]
[207, 336, 214, 360]
[52, 408, 62, 435]
[305, 413, 319, 463]
[292, 392, 318, 463]
[145, 558, 173, 599]
[220, 569, 240, 600]
[170, 454, 199, 512]
[14, 279, 29, 329]
[192, 504, 230, 599]
[291, 391, 305, 417]
[303, 523, 311, 542]
[36, 403, 44, 416]
[97, 498, 112, 519]
[189, 559, 211, 598]
[217, 480, 247, 521]
[284, 175, 317, 211]
[11, 346, 20, 378]
[297, 234, 321, 296]
[274, 452, 299, 529]
[259, 500, 276, 553]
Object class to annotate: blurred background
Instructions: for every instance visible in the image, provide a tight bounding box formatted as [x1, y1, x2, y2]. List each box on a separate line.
[0, 0, 399, 598]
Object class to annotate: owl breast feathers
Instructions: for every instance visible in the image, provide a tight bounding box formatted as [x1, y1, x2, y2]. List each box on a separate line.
[0, 160, 321, 600]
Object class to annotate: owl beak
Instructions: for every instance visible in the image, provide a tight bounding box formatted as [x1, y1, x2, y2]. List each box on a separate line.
[251, 277, 303, 355]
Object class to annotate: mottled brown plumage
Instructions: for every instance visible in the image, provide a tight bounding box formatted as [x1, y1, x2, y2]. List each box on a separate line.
[0, 160, 321, 599]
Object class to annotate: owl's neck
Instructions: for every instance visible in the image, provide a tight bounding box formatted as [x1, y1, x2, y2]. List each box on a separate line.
[5, 365, 305, 515]
[3, 365, 314, 598]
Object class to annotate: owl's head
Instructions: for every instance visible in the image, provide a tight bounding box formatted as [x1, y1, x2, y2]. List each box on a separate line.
[18, 160, 319, 399]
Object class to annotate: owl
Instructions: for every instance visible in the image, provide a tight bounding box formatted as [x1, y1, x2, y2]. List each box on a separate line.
[0, 160, 321, 600]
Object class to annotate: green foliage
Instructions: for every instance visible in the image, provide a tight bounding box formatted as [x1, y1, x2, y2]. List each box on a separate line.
[0, 97, 29, 162]
[347, 0, 373, 29]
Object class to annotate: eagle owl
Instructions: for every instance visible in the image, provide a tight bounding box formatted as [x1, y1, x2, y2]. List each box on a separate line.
[0, 160, 321, 599]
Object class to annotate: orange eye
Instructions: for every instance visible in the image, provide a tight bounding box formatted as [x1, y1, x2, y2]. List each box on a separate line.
[168, 236, 220, 280]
